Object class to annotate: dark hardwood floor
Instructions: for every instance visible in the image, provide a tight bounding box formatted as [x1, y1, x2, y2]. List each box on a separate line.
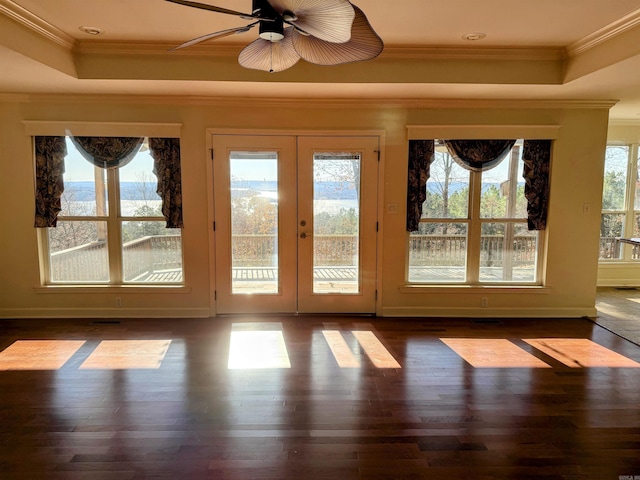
[0, 315, 639, 479]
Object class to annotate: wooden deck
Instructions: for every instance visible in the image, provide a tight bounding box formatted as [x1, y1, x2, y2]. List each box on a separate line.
[140, 266, 536, 284]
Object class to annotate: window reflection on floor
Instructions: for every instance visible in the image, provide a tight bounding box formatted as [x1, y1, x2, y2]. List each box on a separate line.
[0, 340, 85, 370]
[228, 323, 291, 369]
[322, 330, 361, 368]
[440, 338, 551, 368]
[80, 340, 171, 369]
[352, 330, 401, 369]
[523, 338, 640, 368]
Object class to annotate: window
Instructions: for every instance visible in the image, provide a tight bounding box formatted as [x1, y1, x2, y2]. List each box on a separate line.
[599, 144, 640, 261]
[42, 137, 183, 284]
[408, 140, 539, 284]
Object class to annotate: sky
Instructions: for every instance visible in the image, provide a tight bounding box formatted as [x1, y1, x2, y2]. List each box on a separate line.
[63, 138, 156, 183]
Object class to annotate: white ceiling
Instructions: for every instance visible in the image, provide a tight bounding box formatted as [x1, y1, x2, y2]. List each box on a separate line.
[2, 0, 640, 119]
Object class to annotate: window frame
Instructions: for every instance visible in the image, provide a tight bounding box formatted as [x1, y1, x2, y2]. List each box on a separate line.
[408, 139, 541, 286]
[28, 122, 185, 287]
[599, 142, 640, 262]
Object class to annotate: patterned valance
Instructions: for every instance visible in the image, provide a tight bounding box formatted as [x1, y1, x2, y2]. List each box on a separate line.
[149, 138, 183, 229]
[34, 136, 67, 227]
[523, 139, 552, 231]
[406, 140, 434, 232]
[406, 138, 552, 233]
[70, 136, 144, 169]
[444, 140, 516, 172]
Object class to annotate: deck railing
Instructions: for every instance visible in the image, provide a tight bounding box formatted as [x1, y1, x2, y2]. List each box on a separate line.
[408, 234, 537, 267]
[50, 235, 182, 282]
[599, 236, 640, 260]
[51, 234, 539, 281]
[231, 234, 360, 267]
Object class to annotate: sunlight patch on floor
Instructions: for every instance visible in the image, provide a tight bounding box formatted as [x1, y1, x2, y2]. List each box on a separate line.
[523, 338, 640, 368]
[322, 330, 361, 368]
[352, 330, 401, 368]
[228, 323, 291, 369]
[441, 338, 551, 368]
[80, 340, 171, 369]
[0, 340, 86, 370]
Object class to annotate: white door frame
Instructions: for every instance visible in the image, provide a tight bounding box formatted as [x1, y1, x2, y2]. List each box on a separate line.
[205, 129, 386, 316]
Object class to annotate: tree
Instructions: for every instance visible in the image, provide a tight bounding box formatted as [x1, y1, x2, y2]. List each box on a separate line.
[49, 185, 99, 251]
[601, 170, 626, 211]
[480, 185, 507, 220]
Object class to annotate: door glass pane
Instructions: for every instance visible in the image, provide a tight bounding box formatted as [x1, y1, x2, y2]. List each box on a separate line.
[408, 222, 467, 282]
[313, 152, 361, 294]
[230, 152, 279, 294]
[479, 222, 537, 282]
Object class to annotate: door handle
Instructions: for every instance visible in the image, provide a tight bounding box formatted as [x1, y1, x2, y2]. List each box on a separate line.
[300, 232, 312, 239]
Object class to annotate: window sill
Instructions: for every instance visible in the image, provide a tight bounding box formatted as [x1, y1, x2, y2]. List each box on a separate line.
[399, 284, 549, 294]
[34, 285, 192, 294]
[598, 261, 640, 266]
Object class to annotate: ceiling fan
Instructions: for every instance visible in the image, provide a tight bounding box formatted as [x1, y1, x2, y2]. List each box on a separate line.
[165, 0, 383, 73]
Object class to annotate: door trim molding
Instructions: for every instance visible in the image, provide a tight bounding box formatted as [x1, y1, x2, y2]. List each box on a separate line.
[206, 129, 386, 316]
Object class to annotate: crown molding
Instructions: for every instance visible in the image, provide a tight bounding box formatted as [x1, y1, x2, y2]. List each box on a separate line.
[75, 40, 563, 62]
[0, 0, 75, 49]
[567, 7, 640, 57]
[0, 93, 619, 110]
[75, 40, 240, 57]
[608, 119, 640, 127]
[381, 45, 564, 61]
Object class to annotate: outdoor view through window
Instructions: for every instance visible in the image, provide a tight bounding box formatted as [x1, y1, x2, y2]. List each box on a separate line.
[45, 137, 183, 284]
[409, 140, 539, 284]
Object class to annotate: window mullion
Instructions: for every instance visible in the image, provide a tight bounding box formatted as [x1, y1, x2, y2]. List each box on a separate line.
[106, 167, 122, 283]
[466, 170, 482, 283]
[623, 144, 638, 261]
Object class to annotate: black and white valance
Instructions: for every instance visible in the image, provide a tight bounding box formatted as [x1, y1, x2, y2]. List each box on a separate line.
[70, 136, 144, 169]
[406, 139, 552, 232]
[444, 139, 516, 172]
[35, 136, 184, 229]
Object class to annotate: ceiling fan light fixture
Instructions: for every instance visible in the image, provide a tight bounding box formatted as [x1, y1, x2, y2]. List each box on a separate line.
[282, 11, 298, 22]
[259, 17, 285, 41]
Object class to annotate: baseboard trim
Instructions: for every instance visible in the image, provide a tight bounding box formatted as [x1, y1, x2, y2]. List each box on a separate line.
[378, 306, 597, 318]
[0, 307, 213, 319]
[597, 279, 640, 287]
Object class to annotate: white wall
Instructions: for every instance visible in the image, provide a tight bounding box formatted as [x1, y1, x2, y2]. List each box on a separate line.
[0, 96, 610, 318]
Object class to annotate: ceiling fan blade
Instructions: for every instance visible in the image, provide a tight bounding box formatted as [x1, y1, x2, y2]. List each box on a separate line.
[165, 0, 263, 20]
[267, 0, 355, 43]
[292, 5, 382, 65]
[238, 27, 301, 72]
[169, 23, 258, 51]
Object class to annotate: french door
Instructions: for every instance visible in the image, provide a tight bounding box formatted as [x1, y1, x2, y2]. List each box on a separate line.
[212, 134, 379, 314]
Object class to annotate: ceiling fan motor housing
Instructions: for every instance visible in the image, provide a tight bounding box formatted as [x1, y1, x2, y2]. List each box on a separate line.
[259, 16, 284, 41]
[253, 0, 284, 41]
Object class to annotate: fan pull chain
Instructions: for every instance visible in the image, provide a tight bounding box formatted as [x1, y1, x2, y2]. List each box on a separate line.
[269, 43, 274, 73]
